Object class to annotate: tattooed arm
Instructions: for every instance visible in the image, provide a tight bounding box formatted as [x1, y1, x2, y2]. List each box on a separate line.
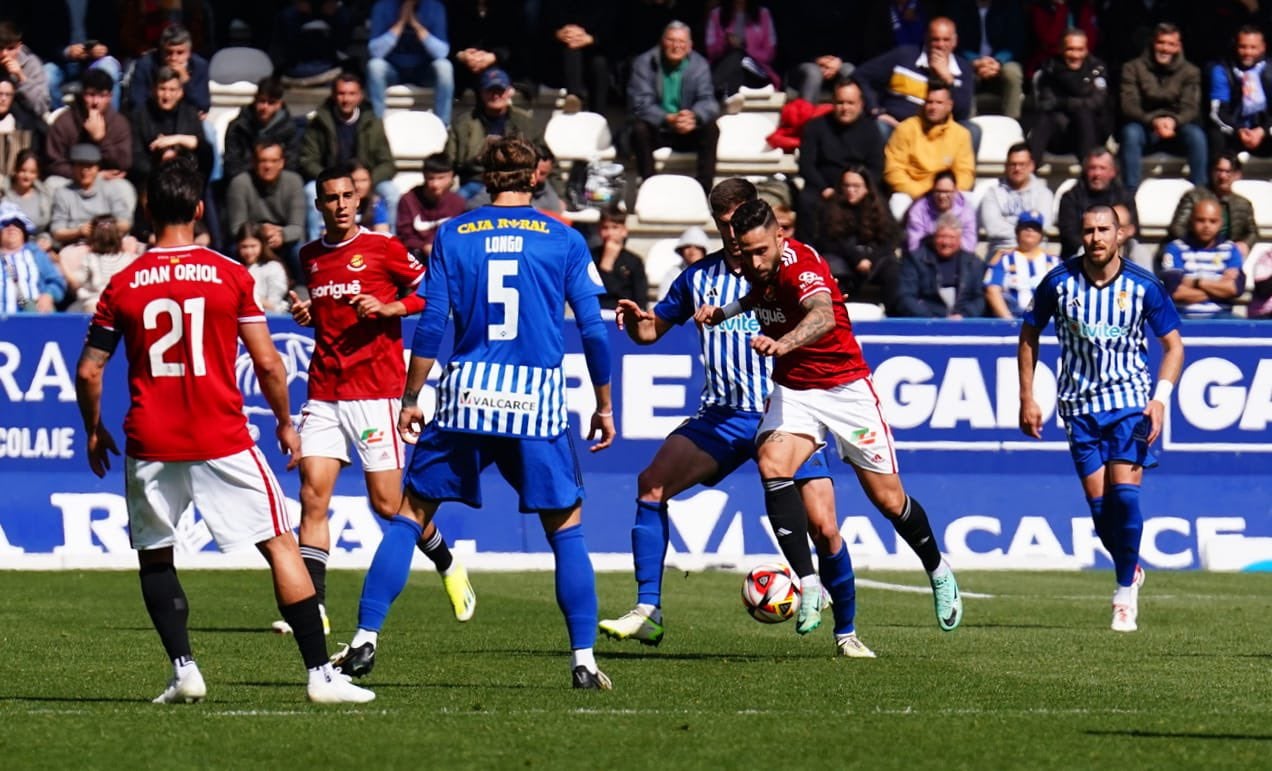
[752, 291, 836, 357]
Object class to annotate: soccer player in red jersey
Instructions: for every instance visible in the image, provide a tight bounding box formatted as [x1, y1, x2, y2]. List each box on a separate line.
[696, 198, 964, 637]
[282, 165, 476, 638]
[74, 156, 374, 704]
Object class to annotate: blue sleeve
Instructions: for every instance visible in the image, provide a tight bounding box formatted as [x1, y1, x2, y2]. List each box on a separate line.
[985, 258, 1005, 287]
[1225, 244, 1247, 294]
[572, 292, 612, 386]
[374, 197, 390, 227]
[368, 2, 399, 59]
[1143, 277, 1182, 337]
[421, 1, 450, 57]
[564, 230, 605, 303]
[187, 57, 211, 113]
[1021, 273, 1057, 329]
[1210, 65, 1231, 104]
[652, 266, 693, 325]
[1160, 242, 1181, 270]
[411, 231, 450, 358]
[33, 247, 66, 303]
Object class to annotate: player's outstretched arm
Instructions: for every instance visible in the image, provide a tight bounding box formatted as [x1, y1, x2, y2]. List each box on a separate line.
[1017, 322, 1044, 439]
[75, 344, 119, 478]
[399, 353, 437, 445]
[770, 291, 835, 356]
[615, 298, 669, 344]
[1144, 329, 1185, 445]
[693, 292, 755, 328]
[240, 322, 301, 469]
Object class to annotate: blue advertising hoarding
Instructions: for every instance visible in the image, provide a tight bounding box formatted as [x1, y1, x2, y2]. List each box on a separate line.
[1, 315, 1269, 571]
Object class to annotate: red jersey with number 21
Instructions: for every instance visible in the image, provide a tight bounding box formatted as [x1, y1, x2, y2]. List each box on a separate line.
[749, 238, 871, 390]
[90, 245, 264, 461]
[300, 228, 425, 401]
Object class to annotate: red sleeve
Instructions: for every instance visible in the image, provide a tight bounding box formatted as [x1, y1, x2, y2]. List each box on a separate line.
[384, 236, 425, 291]
[91, 279, 117, 331]
[234, 264, 266, 322]
[791, 262, 833, 305]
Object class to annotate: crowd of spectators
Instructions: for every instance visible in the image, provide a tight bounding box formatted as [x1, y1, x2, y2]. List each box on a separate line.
[0, 1, 1269, 321]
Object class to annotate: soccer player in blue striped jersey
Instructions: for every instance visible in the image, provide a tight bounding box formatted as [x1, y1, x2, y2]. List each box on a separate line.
[598, 179, 866, 654]
[332, 137, 619, 689]
[1018, 204, 1184, 633]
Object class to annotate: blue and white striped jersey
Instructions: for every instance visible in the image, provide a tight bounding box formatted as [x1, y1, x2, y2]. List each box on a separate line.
[420, 205, 606, 438]
[654, 252, 770, 413]
[1024, 257, 1181, 418]
[984, 246, 1059, 317]
[1160, 238, 1244, 318]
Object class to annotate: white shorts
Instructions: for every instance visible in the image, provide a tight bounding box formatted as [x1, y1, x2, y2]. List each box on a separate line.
[758, 378, 899, 475]
[298, 398, 405, 472]
[126, 447, 293, 552]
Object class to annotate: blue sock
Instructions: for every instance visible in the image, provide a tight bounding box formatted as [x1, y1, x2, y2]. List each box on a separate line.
[356, 515, 423, 632]
[1108, 484, 1143, 587]
[547, 523, 598, 650]
[1087, 496, 1117, 557]
[632, 500, 669, 607]
[819, 541, 857, 635]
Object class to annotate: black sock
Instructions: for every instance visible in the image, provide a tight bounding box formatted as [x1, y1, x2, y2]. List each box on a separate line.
[299, 546, 328, 606]
[891, 495, 942, 573]
[417, 528, 454, 574]
[763, 477, 816, 578]
[139, 562, 192, 661]
[279, 595, 328, 669]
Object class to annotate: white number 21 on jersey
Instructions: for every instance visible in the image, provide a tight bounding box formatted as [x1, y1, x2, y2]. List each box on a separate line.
[487, 261, 519, 341]
[144, 297, 207, 377]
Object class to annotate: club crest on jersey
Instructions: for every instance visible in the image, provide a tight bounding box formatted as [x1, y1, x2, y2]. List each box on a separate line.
[1116, 290, 1128, 310]
[798, 271, 821, 290]
[347, 254, 367, 272]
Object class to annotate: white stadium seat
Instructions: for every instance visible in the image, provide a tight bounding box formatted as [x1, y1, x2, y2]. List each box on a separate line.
[970, 115, 1025, 169]
[391, 171, 424, 197]
[383, 111, 448, 164]
[633, 176, 711, 226]
[642, 238, 682, 294]
[1050, 178, 1077, 226]
[1135, 178, 1194, 236]
[845, 302, 886, 321]
[968, 177, 999, 212]
[209, 47, 273, 87]
[544, 111, 616, 162]
[715, 113, 784, 164]
[1233, 180, 1272, 229]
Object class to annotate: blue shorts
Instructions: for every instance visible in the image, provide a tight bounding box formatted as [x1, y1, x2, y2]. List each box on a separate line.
[1064, 406, 1159, 479]
[671, 406, 832, 486]
[404, 423, 584, 513]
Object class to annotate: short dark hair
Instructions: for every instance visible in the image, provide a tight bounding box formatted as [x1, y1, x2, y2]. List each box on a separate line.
[1215, 149, 1243, 172]
[926, 81, 951, 99]
[253, 137, 285, 157]
[534, 141, 555, 164]
[481, 136, 536, 195]
[423, 153, 453, 175]
[81, 67, 114, 94]
[0, 21, 22, 48]
[1085, 146, 1116, 165]
[1083, 203, 1120, 228]
[1006, 142, 1032, 161]
[708, 178, 757, 216]
[1154, 22, 1180, 38]
[154, 66, 181, 87]
[831, 75, 861, 95]
[255, 76, 285, 102]
[315, 163, 354, 192]
[1236, 24, 1264, 40]
[598, 204, 626, 227]
[160, 24, 192, 48]
[730, 198, 776, 238]
[333, 71, 363, 91]
[146, 155, 203, 226]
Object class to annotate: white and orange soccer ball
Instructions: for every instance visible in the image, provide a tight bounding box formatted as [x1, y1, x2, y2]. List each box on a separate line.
[741, 563, 801, 623]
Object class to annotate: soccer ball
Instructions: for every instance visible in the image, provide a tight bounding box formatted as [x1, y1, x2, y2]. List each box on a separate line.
[741, 563, 801, 623]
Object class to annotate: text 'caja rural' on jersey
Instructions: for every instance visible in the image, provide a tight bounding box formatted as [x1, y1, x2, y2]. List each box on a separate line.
[654, 251, 771, 413]
[414, 204, 608, 438]
[1023, 257, 1181, 418]
[300, 227, 425, 400]
[749, 238, 871, 390]
[89, 245, 264, 461]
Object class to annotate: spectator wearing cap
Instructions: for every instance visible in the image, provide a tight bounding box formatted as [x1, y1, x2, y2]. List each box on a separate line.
[223, 77, 300, 184]
[983, 210, 1058, 319]
[367, 0, 455, 124]
[445, 67, 540, 199]
[592, 205, 649, 310]
[0, 202, 64, 314]
[628, 21, 721, 194]
[49, 143, 132, 250]
[397, 153, 466, 259]
[45, 68, 132, 182]
[978, 142, 1053, 256]
[889, 211, 985, 318]
[656, 225, 709, 298]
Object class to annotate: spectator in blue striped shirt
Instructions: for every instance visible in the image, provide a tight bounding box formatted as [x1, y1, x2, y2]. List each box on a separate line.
[1158, 197, 1245, 318]
[1018, 203, 1184, 634]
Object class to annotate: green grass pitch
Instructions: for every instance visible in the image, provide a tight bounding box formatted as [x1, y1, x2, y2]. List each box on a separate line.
[2, 569, 1270, 769]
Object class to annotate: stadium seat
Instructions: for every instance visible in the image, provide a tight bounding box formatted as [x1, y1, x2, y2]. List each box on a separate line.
[391, 171, 424, 197]
[209, 47, 273, 87]
[642, 237, 682, 294]
[383, 111, 448, 167]
[970, 115, 1024, 174]
[1050, 178, 1077, 230]
[845, 302, 886, 321]
[210, 108, 238, 157]
[968, 177, 999, 212]
[633, 175, 711, 227]
[543, 111, 616, 163]
[715, 113, 789, 174]
[736, 83, 787, 111]
[385, 84, 434, 112]
[1232, 180, 1272, 229]
[1135, 178, 1194, 238]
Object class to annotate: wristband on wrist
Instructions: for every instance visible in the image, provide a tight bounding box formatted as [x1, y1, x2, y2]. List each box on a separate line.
[402, 392, 419, 408]
[595, 409, 613, 417]
[720, 300, 744, 319]
[1152, 380, 1173, 405]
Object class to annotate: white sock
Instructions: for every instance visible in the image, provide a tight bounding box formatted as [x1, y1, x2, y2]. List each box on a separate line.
[571, 648, 596, 672]
[928, 560, 951, 580]
[635, 602, 658, 617]
[834, 631, 857, 642]
[173, 655, 198, 679]
[307, 662, 337, 685]
[1113, 585, 1136, 605]
[350, 629, 378, 648]
[800, 575, 823, 597]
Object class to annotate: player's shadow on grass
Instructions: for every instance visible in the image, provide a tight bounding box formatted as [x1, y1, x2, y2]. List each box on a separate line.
[1086, 729, 1272, 742]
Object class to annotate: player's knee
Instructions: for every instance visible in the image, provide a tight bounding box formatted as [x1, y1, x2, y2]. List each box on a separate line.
[369, 494, 400, 519]
[298, 484, 330, 519]
[874, 489, 908, 520]
[755, 457, 787, 480]
[808, 520, 841, 552]
[636, 467, 667, 502]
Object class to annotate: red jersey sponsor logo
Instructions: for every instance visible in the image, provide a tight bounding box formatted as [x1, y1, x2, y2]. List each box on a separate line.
[309, 279, 363, 300]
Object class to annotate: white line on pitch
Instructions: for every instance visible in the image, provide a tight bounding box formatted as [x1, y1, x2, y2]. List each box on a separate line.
[856, 578, 995, 599]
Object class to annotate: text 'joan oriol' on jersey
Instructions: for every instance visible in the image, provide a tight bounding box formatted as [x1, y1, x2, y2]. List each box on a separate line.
[749, 238, 871, 391]
[1024, 258, 1181, 418]
[425, 206, 604, 438]
[654, 251, 771, 413]
[90, 246, 264, 461]
[300, 228, 425, 401]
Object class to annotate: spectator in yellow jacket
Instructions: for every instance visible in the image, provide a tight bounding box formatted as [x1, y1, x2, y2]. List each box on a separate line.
[883, 82, 974, 219]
